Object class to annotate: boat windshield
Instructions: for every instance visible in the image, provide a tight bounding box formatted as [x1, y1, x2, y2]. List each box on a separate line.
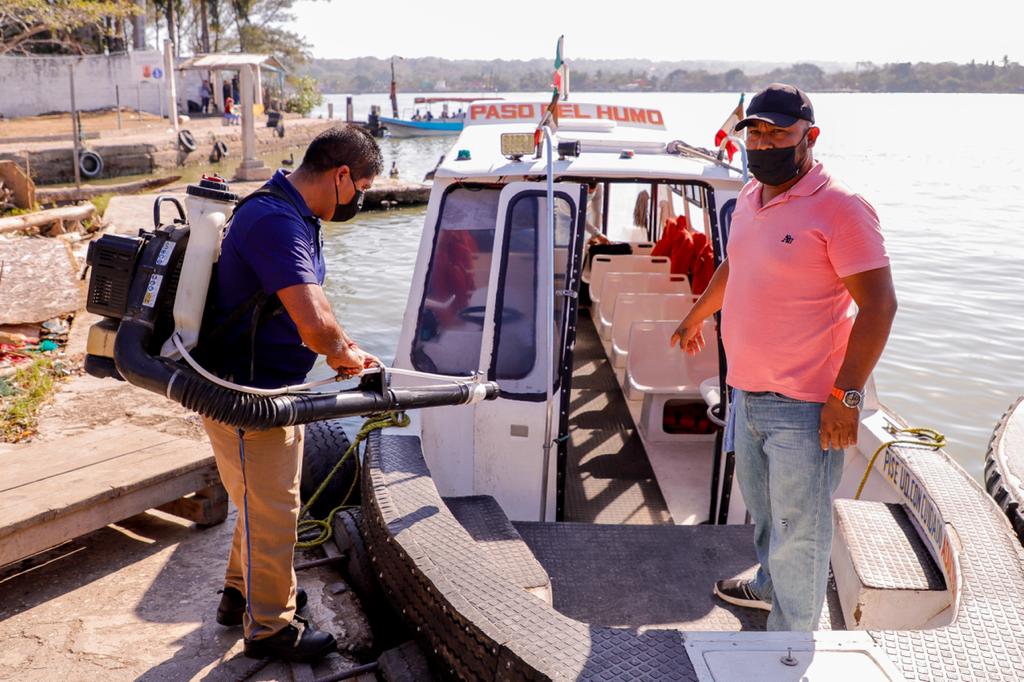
[411, 187, 501, 375]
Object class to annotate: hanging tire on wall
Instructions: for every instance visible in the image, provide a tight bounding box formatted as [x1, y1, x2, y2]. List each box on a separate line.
[79, 150, 103, 178]
[209, 139, 229, 163]
[301, 418, 356, 520]
[177, 129, 197, 152]
[985, 396, 1024, 545]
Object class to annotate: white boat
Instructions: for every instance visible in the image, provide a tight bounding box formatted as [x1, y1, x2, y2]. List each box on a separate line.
[342, 99, 1024, 680]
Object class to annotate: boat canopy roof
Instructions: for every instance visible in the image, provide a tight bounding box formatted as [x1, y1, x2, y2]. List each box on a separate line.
[433, 100, 745, 190]
[414, 96, 497, 104]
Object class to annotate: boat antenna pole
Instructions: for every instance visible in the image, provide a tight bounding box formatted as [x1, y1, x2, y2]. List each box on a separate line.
[539, 123, 556, 522]
[390, 56, 400, 119]
[538, 34, 564, 521]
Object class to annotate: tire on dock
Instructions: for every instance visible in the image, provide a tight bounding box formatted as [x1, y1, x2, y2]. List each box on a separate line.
[79, 150, 103, 178]
[177, 129, 197, 152]
[301, 418, 357, 520]
[985, 396, 1024, 545]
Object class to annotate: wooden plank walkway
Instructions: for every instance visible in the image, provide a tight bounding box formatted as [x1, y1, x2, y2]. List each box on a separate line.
[0, 425, 225, 567]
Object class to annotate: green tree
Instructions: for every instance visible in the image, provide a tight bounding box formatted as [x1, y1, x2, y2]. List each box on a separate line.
[283, 74, 322, 115]
[0, 0, 138, 55]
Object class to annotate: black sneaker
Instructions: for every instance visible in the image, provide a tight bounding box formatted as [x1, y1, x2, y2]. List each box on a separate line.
[713, 579, 771, 611]
[216, 586, 308, 626]
[243, 616, 337, 663]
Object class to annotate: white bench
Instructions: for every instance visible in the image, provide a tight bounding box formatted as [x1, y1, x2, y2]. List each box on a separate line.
[595, 272, 691, 340]
[581, 242, 655, 284]
[609, 293, 694, 370]
[624, 320, 719, 442]
[589, 254, 670, 307]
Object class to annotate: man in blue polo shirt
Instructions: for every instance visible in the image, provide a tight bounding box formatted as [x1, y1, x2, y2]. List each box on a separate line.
[203, 125, 383, 663]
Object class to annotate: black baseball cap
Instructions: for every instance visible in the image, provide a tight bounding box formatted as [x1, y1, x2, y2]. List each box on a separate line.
[735, 83, 814, 130]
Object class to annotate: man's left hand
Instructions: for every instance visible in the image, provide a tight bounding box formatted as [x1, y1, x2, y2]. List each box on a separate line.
[820, 397, 859, 451]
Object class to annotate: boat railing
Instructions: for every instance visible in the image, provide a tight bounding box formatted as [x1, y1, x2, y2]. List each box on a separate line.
[666, 138, 748, 180]
[719, 135, 749, 183]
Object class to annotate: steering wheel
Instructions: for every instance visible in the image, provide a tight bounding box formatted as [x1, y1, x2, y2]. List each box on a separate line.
[458, 305, 524, 327]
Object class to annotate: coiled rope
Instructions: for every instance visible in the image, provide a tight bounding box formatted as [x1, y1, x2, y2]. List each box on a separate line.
[854, 427, 947, 500]
[296, 411, 410, 548]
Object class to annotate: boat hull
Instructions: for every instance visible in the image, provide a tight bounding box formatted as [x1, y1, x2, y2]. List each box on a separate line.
[380, 117, 462, 138]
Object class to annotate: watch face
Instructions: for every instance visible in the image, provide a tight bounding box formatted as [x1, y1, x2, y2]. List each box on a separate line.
[843, 391, 863, 408]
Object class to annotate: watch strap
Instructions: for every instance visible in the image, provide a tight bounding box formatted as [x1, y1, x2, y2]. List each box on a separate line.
[830, 386, 845, 402]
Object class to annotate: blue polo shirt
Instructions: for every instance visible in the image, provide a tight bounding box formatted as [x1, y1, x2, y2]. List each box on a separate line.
[212, 170, 326, 388]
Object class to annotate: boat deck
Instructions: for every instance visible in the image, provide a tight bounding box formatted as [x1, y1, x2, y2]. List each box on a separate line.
[564, 315, 671, 524]
[516, 521, 846, 631]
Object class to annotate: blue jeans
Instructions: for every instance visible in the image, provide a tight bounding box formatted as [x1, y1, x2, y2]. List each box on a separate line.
[732, 388, 844, 631]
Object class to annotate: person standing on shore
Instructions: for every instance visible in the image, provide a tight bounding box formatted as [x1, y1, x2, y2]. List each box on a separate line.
[671, 84, 897, 630]
[204, 125, 383, 662]
[200, 80, 212, 113]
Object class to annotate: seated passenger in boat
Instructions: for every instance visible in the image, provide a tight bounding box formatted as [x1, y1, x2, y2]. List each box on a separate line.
[672, 84, 897, 631]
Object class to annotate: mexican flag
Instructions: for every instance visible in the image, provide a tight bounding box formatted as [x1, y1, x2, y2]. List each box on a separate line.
[537, 35, 566, 143]
[715, 94, 745, 161]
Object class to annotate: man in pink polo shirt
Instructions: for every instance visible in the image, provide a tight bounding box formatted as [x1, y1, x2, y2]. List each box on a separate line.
[671, 84, 897, 630]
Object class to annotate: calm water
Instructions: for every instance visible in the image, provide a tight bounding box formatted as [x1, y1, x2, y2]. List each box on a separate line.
[311, 92, 1024, 480]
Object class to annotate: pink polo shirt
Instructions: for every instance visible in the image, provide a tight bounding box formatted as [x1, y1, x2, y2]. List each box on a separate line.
[721, 163, 889, 403]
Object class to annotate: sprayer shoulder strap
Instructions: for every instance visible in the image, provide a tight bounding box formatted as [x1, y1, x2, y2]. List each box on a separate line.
[198, 182, 302, 358]
[229, 182, 301, 220]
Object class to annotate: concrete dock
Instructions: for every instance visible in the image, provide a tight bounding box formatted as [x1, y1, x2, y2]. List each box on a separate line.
[0, 115, 341, 186]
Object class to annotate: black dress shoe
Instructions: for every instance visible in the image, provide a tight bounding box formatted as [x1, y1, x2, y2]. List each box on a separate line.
[243, 616, 336, 663]
[216, 586, 308, 626]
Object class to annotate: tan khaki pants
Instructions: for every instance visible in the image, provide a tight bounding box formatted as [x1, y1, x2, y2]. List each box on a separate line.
[203, 417, 303, 640]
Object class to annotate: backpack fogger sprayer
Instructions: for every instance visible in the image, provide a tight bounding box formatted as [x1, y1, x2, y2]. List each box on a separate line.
[83, 175, 497, 429]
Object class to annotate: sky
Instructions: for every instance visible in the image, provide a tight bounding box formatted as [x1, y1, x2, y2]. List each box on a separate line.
[293, 0, 1021, 65]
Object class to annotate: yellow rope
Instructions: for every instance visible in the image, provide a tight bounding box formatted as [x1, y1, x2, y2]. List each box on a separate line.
[296, 412, 410, 549]
[853, 427, 947, 500]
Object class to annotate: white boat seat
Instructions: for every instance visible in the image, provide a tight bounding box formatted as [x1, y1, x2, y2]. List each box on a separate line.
[596, 273, 690, 340]
[832, 498, 950, 630]
[624, 320, 719, 443]
[581, 242, 655, 284]
[609, 293, 694, 369]
[589, 255, 670, 305]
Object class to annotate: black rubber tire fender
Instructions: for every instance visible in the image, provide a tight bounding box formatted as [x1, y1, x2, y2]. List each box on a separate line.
[209, 139, 228, 162]
[177, 128, 197, 152]
[984, 396, 1024, 545]
[336, 508, 404, 641]
[301, 418, 356, 520]
[79, 150, 103, 178]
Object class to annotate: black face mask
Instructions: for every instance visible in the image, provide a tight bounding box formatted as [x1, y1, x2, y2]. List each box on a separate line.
[747, 129, 810, 187]
[332, 173, 364, 222]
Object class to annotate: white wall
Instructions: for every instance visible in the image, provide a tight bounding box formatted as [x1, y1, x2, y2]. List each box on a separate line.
[0, 50, 204, 120]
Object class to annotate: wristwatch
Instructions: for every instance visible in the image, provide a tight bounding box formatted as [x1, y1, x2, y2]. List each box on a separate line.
[831, 386, 864, 409]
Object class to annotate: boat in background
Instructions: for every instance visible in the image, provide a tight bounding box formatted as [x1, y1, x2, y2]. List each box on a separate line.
[380, 97, 491, 138]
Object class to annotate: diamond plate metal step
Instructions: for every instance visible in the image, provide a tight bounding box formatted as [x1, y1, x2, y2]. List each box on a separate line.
[444, 495, 552, 603]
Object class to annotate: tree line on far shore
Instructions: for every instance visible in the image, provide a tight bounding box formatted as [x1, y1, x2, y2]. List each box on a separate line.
[305, 56, 1024, 95]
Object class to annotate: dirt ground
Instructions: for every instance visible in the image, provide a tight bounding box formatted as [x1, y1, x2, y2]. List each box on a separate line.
[0, 507, 376, 681]
[0, 109, 168, 139]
